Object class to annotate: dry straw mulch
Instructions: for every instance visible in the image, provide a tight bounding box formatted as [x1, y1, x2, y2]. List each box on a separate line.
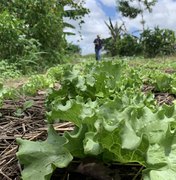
[0, 93, 73, 180]
[142, 84, 175, 105]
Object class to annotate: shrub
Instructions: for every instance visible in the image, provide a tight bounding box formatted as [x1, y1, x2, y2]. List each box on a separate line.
[141, 27, 176, 58]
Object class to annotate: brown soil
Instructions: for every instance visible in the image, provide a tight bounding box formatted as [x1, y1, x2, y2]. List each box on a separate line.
[3, 77, 29, 89]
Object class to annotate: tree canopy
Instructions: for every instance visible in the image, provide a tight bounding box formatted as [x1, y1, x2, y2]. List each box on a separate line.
[0, 0, 89, 64]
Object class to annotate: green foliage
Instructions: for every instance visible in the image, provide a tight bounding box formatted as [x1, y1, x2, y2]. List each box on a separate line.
[0, 83, 5, 106]
[0, 10, 46, 72]
[20, 74, 54, 95]
[0, 11, 29, 60]
[117, 0, 142, 18]
[16, 60, 176, 180]
[104, 18, 176, 58]
[15, 63, 65, 95]
[104, 18, 142, 57]
[0, 63, 65, 104]
[115, 0, 176, 59]
[0, 0, 89, 68]
[118, 34, 142, 56]
[0, 60, 21, 79]
[16, 125, 73, 180]
[103, 34, 142, 57]
[0, 0, 65, 61]
[104, 18, 126, 56]
[117, 0, 157, 18]
[117, 0, 157, 29]
[103, 37, 119, 56]
[46, 65, 64, 81]
[66, 43, 81, 55]
[153, 73, 172, 92]
[14, 100, 34, 117]
[141, 27, 176, 58]
[116, 0, 159, 51]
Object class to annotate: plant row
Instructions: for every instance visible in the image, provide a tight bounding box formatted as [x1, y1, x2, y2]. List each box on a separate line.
[15, 60, 176, 180]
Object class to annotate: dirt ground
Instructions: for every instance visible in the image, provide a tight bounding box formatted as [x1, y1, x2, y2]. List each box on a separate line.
[3, 77, 29, 89]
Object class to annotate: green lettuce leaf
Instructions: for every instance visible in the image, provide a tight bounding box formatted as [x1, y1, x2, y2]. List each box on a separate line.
[16, 125, 73, 180]
[144, 129, 176, 179]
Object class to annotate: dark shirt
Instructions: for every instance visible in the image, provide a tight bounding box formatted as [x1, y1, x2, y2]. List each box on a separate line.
[94, 38, 102, 50]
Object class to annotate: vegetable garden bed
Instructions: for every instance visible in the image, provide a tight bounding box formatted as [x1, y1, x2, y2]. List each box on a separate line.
[1, 60, 176, 180]
[0, 85, 175, 180]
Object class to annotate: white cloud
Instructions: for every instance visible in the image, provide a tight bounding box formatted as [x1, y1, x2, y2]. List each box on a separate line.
[65, 0, 176, 55]
[117, 0, 176, 32]
[145, 0, 176, 30]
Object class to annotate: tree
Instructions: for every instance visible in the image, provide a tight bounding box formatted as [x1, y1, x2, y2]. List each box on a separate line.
[0, 0, 89, 63]
[104, 18, 127, 56]
[140, 27, 176, 58]
[116, 0, 157, 30]
[66, 43, 81, 55]
[104, 18, 143, 57]
[118, 34, 142, 56]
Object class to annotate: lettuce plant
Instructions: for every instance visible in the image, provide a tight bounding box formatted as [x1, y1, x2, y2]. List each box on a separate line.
[16, 60, 176, 180]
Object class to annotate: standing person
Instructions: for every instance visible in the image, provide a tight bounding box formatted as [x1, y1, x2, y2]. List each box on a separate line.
[93, 35, 103, 61]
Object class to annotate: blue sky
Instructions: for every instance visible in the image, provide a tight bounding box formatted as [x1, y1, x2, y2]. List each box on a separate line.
[65, 0, 176, 55]
[96, 0, 117, 17]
